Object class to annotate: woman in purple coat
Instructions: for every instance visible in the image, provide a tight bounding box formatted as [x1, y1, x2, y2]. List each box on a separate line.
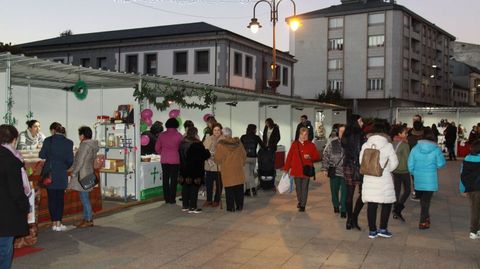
[155, 118, 183, 204]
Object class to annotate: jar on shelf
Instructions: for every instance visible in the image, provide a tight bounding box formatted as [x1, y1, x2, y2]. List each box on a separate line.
[107, 133, 115, 147]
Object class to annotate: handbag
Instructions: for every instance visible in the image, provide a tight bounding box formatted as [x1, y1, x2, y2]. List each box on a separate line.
[328, 154, 344, 178]
[78, 173, 99, 190]
[296, 142, 315, 178]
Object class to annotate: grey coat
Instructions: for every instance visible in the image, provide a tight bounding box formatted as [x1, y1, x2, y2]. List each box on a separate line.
[322, 137, 344, 177]
[68, 140, 99, 192]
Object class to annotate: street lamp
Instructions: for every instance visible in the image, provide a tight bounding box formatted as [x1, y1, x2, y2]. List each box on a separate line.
[248, 0, 300, 93]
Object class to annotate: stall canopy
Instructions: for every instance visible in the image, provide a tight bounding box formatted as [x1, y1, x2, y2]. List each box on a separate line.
[0, 52, 343, 110]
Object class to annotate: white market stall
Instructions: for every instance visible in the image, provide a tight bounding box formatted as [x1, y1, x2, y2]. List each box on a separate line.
[0, 53, 345, 205]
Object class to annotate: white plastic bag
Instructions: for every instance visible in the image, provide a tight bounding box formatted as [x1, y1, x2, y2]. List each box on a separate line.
[278, 172, 291, 194]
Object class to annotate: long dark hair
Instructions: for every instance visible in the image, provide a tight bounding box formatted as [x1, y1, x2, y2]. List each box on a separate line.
[0, 124, 19, 144]
[246, 124, 257, 135]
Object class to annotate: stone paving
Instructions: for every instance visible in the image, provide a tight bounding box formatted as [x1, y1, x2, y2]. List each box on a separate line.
[13, 160, 480, 269]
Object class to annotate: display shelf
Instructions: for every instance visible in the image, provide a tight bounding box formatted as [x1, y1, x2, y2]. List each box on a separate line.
[100, 171, 135, 175]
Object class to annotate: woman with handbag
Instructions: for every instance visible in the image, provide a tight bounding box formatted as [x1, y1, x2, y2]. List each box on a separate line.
[0, 125, 30, 269]
[284, 127, 320, 212]
[322, 124, 346, 218]
[341, 114, 366, 230]
[39, 122, 74, 232]
[69, 126, 99, 228]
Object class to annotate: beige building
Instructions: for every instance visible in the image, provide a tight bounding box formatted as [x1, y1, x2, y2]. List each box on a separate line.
[290, 0, 455, 120]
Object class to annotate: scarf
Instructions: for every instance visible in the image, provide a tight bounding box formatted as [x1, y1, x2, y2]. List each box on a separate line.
[393, 136, 407, 142]
[2, 143, 32, 197]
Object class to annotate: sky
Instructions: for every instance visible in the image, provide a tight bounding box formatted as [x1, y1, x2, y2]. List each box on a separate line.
[1, 0, 479, 52]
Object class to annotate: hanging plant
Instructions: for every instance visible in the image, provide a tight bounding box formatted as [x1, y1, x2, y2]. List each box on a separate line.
[73, 80, 88, 100]
[133, 81, 216, 111]
[3, 85, 16, 125]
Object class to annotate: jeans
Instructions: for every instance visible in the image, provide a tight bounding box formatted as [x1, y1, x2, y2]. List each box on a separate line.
[47, 189, 65, 222]
[416, 190, 433, 222]
[393, 173, 411, 212]
[0, 236, 14, 269]
[161, 164, 179, 203]
[79, 191, 93, 221]
[346, 184, 364, 221]
[330, 175, 347, 213]
[243, 157, 257, 189]
[367, 202, 392, 231]
[182, 184, 200, 210]
[294, 177, 310, 207]
[205, 171, 222, 203]
[225, 184, 244, 211]
[469, 191, 480, 233]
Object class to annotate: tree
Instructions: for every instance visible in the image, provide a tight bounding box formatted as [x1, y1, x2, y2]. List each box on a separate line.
[0, 42, 22, 54]
[316, 88, 347, 106]
[60, 29, 73, 37]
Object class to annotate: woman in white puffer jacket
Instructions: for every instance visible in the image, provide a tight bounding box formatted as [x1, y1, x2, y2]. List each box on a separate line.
[360, 123, 399, 239]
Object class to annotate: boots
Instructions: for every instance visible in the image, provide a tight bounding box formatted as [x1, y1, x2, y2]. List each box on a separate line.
[352, 215, 361, 231]
[393, 204, 406, 222]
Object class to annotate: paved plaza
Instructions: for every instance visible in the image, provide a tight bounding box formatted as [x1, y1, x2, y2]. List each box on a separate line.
[13, 161, 480, 269]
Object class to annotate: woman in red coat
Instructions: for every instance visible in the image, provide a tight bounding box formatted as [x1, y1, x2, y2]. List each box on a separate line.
[284, 127, 320, 212]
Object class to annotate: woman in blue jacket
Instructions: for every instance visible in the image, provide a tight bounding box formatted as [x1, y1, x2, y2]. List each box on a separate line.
[408, 127, 446, 229]
[39, 122, 73, 232]
[459, 140, 480, 240]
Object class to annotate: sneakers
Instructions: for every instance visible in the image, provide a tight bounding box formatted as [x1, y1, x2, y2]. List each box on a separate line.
[368, 231, 378, 239]
[181, 207, 189, 212]
[188, 208, 202, 214]
[469, 231, 480, 240]
[52, 224, 68, 232]
[377, 229, 393, 238]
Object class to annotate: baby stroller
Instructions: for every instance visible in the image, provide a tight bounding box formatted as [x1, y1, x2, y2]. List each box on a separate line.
[257, 148, 276, 190]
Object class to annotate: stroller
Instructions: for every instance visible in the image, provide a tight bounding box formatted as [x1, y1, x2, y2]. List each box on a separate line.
[257, 148, 276, 190]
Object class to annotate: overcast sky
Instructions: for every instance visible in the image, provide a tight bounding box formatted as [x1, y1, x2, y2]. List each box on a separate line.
[1, 0, 478, 51]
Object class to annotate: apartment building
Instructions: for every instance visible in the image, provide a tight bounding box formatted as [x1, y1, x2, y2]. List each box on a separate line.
[290, 0, 456, 119]
[452, 60, 480, 106]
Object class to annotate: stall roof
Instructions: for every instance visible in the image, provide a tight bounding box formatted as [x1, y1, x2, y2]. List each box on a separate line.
[397, 107, 480, 113]
[0, 53, 342, 110]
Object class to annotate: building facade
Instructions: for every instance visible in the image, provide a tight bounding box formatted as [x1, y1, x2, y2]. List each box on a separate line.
[290, 0, 456, 120]
[19, 22, 295, 96]
[454, 41, 480, 70]
[452, 60, 480, 106]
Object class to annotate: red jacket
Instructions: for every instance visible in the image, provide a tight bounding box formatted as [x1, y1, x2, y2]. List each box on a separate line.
[284, 140, 320, 178]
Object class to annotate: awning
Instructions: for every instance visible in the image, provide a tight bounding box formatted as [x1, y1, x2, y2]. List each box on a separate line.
[0, 52, 343, 110]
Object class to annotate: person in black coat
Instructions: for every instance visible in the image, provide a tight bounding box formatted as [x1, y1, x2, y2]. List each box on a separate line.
[0, 125, 30, 269]
[295, 115, 314, 141]
[179, 127, 210, 213]
[241, 124, 265, 196]
[141, 121, 163, 155]
[39, 122, 74, 232]
[444, 122, 457, 161]
[341, 114, 366, 231]
[262, 118, 280, 151]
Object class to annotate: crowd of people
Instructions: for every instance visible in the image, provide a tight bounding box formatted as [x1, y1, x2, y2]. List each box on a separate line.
[1, 113, 480, 268]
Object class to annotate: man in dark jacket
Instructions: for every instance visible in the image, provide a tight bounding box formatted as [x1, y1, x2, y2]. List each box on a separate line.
[0, 125, 30, 269]
[295, 115, 314, 141]
[444, 122, 457, 161]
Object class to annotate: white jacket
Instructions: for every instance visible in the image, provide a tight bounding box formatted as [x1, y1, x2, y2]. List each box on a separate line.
[360, 134, 399, 204]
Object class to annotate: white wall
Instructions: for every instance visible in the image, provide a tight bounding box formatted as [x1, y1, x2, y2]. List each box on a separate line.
[215, 101, 260, 138]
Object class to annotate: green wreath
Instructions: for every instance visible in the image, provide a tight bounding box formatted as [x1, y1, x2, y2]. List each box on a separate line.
[73, 80, 88, 100]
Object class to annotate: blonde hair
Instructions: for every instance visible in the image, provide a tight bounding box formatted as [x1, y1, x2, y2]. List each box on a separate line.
[299, 127, 309, 135]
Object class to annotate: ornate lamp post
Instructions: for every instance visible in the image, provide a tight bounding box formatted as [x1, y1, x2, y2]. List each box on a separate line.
[248, 0, 300, 93]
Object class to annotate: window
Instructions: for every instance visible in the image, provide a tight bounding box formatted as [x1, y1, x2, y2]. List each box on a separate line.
[328, 59, 343, 71]
[174, 51, 188, 74]
[328, 79, 343, 91]
[368, 35, 385, 47]
[234, 52, 242, 76]
[403, 79, 409, 92]
[403, 37, 410, 49]
[328, 38, 344, 51]
[368, 13, 385, 25]
[282, 67, 289, 86]
[126, 55, 138, 73]
[97, 57, 107, 69]
[403, 15, 410, 28]
[403, 58, 409, 70]
[80, 58, 90, 67]
[368, 78, 384, 91]
[195, 50, 209, 73]
[275, 66, 281, 82]
[145, 54, 157, 75]
[328, 17, 343, 29]
[368, 56, 384, 68]
[245, 55, 253, 78]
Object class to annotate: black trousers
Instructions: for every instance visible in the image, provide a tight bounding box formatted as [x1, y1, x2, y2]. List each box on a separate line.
[367, 202, 392, 231]
[346, 184, 364, 221]
[47, 189, 65, 222]
[225, 184, 244, 211]
[447, 144, 456, 160]
[393, 173, 411, 212]
[162, 164, 179, 203]
[416, 190, 434, 222]
[205, 171, 222, 203]
[182, 184, 200, 210]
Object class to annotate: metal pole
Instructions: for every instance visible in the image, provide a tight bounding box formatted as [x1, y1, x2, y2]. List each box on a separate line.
[272, 0, 277, 85]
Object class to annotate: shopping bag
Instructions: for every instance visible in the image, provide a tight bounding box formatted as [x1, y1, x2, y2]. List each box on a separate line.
[278, 172, 291, 194]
